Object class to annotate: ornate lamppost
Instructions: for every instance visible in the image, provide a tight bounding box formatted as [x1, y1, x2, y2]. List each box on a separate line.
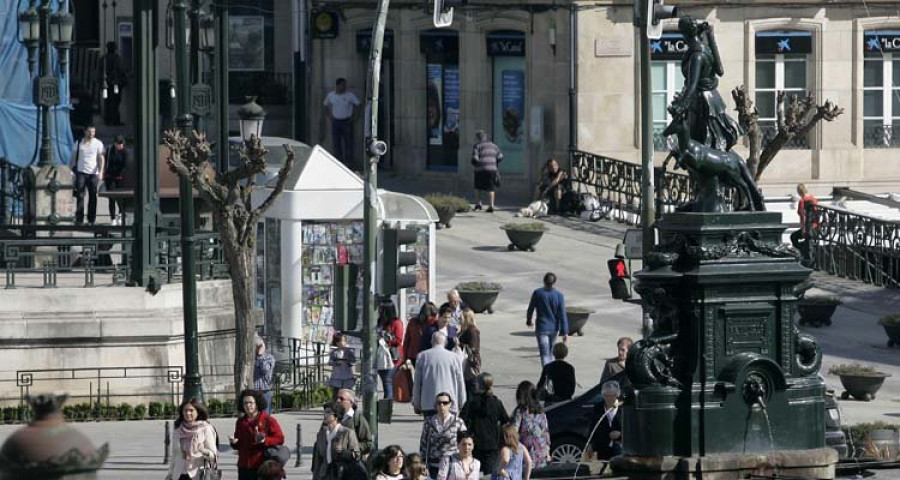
[17, 0, 75, 227]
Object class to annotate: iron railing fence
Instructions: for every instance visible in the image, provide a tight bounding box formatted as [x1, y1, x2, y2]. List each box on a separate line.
[0, 225, 228, 288]
[806, 204, 900, 289]
[0, 158, 26, 225]
[569, 150, 737, 225]
[0, 338, 331, 423]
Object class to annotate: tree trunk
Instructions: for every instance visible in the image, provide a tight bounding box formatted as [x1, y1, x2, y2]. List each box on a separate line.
[216, 211, 257, 396]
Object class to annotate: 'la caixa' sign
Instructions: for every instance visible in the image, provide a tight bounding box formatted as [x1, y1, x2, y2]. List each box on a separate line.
[486, 31, 525, 57]
[865, 31, 900, 53]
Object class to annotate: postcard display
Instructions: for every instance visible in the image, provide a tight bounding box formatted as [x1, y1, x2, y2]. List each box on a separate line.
[301, 221, 365, 344]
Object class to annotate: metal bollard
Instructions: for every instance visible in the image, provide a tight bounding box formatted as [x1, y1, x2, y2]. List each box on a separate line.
[295, 423, 302, 468]
[163, 420, 171, 465]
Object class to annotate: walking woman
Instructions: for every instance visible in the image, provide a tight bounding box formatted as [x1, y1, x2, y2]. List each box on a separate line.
[166, 398, 218, 480]
[230, 389, 286, 480]
[405, 302, 438, 366]
[511, 381, 551, 469]
[457, 308, 482, 395]
[420, 392, 468, 479]
[377, 300, 404, 399]
[437, 431, 481, 480]
[312, 400, 362, 480]
[460, 373, 509, 475]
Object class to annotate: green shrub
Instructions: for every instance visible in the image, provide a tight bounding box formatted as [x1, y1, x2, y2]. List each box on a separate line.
[843, 422, 900, 449]
[148, 402, 164, 419]
[829, 363, 884, 377]
[424, 194, 469, 212]
[279, 392, 295, 410]
[117, 403, 134, 420]
[206, 398, 223, 416]
[879, 315, 900, 326]
[133, 404, 147, 420]
[456, 281, 502, 292]
[73, 402, 92, 421]
[163, 403, 178, 418]
[501, 222, 548, 232]
[3, 406, 18, 423]
[311, 386, 332, 406]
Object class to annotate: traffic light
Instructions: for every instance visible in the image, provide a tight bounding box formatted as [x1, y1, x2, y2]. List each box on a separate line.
[607, 246, 632, 300]
[646, 0, 678, 40]
[381, 227, 418, 295]
[334, 264, 360, 331]
[433, 0, 465, 28]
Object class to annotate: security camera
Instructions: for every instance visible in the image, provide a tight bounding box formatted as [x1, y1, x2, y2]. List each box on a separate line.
[369, 139, 388, 156]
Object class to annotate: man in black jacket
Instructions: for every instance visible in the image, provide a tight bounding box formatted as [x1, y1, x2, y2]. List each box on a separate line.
[460, 372, 510, 474]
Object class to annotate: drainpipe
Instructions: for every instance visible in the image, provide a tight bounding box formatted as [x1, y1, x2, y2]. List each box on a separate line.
[567, 5, 578, 169]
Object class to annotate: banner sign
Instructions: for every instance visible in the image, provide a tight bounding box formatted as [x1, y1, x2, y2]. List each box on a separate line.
[755, 31, 812, 55]
[650, 33, 687, 61]
[443, 66, 461, 144]
[426, 64, 443, 145]
[487, 31, 525, 57]
[864, 30, 900, 53]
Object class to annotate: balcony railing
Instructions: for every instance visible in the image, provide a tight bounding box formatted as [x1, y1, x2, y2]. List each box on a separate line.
[863, 124, 900, 149]
[806, 204, 900, 289]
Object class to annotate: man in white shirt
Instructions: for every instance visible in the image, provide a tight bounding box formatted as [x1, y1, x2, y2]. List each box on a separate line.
[70, 125, 105, 225]
[323, 78, 360, 169]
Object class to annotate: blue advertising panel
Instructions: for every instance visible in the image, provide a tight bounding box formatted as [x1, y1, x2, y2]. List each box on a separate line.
[443, 66, 461, 147]
[492, 57, 526, 174]
[426, 63, 443, 146]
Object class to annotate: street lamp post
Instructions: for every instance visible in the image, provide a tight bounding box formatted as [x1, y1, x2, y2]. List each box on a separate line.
[17, 0, 75, 228]
[173, 0, 203, 403]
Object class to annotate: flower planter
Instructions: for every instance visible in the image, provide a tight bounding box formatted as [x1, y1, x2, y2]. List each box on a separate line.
[458, 290, 500, 314]
[879, 317, 900, 348]
[502, 226, 547, 252]
[566, 308, 593, 336]
[837, 373, 891, 401]
[796, 301, 839, 328]
[436, 207, 456, 229]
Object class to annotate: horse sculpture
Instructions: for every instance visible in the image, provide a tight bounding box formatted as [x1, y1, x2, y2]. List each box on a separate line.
[662, 112, 765, 212]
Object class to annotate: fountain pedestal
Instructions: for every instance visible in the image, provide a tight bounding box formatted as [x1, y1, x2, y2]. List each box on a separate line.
[611, 212, 836, 479]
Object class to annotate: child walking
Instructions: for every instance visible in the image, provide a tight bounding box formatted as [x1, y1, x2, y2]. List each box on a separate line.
[495, 424, 533, 480]
[327, 332, 357, 398]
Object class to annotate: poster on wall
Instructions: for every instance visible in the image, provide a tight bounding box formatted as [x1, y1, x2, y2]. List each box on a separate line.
[406, 226, 431, 321]
[426, 64, 443, 145]
[493, 57, 526, 174]
[229, 16, 265, 71]
[443, 66, 461, 147]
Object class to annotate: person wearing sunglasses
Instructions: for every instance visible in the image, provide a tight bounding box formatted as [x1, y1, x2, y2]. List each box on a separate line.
[419, 392, 467, 479]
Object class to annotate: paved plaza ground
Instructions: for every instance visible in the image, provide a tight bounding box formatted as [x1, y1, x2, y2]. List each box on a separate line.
[1, 205, 899, 478]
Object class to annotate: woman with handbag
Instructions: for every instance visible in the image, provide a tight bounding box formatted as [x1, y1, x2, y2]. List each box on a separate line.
[377, 301, 404, 400]
[312, 401, 361, 480]
[229, 389, 286, 480]
[457, 309, 481, 396]
[166, 398, 219, 480]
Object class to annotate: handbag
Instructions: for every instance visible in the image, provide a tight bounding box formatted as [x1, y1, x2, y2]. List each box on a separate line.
[462, 344, 480, 381]
[197, 459, 222, 480]
[264, 444, 292, 465]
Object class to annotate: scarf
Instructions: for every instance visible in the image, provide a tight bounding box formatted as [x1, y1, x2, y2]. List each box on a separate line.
[176, 420, 208, 457]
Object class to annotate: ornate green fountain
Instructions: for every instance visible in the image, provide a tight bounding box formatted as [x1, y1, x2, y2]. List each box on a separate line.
[610, 15, 837, 480]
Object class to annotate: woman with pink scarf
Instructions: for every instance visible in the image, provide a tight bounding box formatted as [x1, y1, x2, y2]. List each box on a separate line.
[166, 398, 219, 480]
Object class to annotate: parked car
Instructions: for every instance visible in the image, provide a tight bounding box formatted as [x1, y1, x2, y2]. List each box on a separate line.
[546, 377, 848, 463]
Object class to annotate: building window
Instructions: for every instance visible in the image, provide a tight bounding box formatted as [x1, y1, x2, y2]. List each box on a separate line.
[863, 31, 900, 148]
[650, 33, 686, 151]
[755, 31, 812, 149]
[421, 30, 460, 171]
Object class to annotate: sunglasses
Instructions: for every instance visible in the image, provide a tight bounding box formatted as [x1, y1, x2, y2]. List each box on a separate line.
[436, 400, 452, 406]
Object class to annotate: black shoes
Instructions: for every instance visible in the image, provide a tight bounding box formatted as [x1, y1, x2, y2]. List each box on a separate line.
[486, 206, 494, 213]
[474, 204, 483, 211]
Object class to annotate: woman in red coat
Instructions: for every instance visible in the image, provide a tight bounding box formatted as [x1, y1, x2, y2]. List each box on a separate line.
[377, 301, 404, 400]
[229, 389, 286, 480]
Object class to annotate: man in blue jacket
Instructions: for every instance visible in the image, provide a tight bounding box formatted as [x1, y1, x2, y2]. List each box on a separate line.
[526, 272, 569, 366]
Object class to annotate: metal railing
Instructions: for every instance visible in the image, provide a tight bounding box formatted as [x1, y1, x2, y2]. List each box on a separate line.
[807, 204, 900, 289]
[569, 150, 736, 226]
[0, 225, 228, 288]
[863, 124, 900, 149]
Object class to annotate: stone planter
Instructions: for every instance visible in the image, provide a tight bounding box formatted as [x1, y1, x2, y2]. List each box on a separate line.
[502, 226, 547, 252]
[837, 373, 890, 401]
[878, 318, 900, 348]
[566, 308, 593, 336]
[436, 207, 456, 229]
[458, 290, 500, 314]
[796, 301, 840, 328]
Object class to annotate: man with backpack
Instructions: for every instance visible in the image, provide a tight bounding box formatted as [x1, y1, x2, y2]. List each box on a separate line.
[70, 125, 105, 225]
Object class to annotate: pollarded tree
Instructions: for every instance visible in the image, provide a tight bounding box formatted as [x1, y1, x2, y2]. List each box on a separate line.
[732, 85, 844, 181]
[164, 130, 295, 394]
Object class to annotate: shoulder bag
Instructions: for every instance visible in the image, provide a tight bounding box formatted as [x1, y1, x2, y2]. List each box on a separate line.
[262, 416, 291, 465]
[198, 459, 222, 480]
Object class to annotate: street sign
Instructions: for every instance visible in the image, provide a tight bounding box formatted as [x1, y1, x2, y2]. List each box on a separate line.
[190, 84, 212, 117]
[624, 228, 643, 259]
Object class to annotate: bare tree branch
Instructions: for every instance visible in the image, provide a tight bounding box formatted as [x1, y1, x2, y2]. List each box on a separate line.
[731, 85, 762, 178]
[164, 130, 227, 204]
